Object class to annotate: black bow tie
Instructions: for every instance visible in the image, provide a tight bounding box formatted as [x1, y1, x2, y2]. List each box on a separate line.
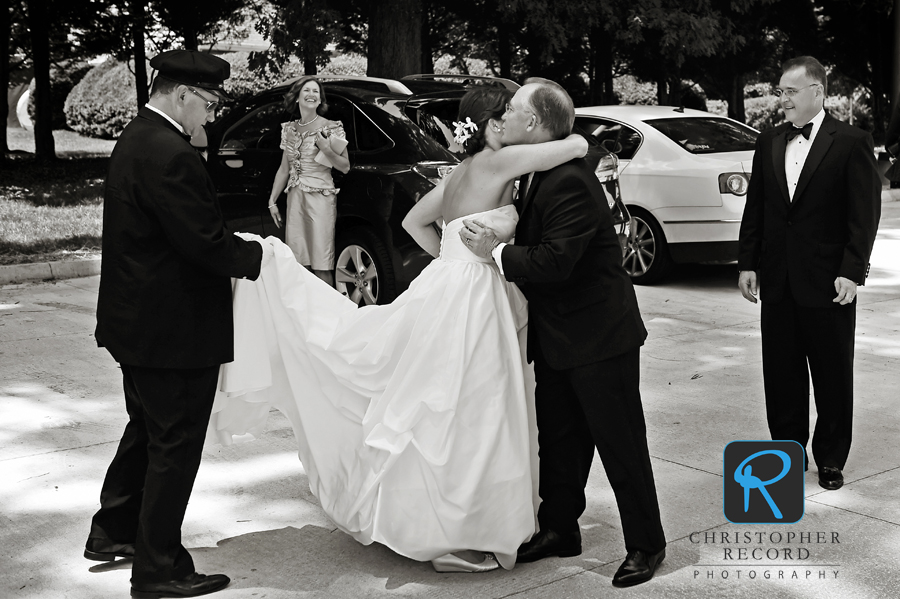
[786, 122, 813, 142]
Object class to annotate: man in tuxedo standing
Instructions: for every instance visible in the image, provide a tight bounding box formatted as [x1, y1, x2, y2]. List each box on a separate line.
[461, 79, 666, 587]
[738, 56, 881, 491]
[86, 50, 272, 598]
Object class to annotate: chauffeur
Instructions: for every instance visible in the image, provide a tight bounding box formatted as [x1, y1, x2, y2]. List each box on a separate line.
[85, 49, 272, 599]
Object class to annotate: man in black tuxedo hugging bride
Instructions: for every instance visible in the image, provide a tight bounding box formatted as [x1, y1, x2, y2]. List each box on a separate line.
[461, 78, 667, 587]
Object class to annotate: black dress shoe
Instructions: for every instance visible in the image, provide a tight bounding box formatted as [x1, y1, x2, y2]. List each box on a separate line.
[516, 528, 582, 563]
[612, 548, 665, 587]
[131, 572, 230, 598]
[818, 466, 844, 490]
[84, 537, 135, 562]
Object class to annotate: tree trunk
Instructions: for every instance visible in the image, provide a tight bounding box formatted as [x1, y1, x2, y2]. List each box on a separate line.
[594, 26, 614, 104]
[497, 18, 511, 79]
[27, 0, 54, 160]
[304, 52, 317, 75]
[728, 72, 745, 123]
[1, 0, 11, 156]
[367, 0, 421, 79]
[131, 0, 149, 109]
[420, 1, 433, 74]
[894, 0, 900, 109]
[182, 29, 198, 51]
[656, 76, 668, 105]
[668, 78, 682, 107]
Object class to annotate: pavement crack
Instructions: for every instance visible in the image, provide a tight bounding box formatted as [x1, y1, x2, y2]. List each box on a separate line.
[0, 439, 119, 462]
[805, 498, 900, 527]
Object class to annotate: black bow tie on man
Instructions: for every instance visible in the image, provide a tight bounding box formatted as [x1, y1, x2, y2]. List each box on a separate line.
[786, 121, 813, 142]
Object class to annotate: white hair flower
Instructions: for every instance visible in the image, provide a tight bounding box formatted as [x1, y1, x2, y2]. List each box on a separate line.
[452, 117, 478, 145]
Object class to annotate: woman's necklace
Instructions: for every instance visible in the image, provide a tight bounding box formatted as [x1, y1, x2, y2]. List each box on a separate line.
[297, 114, 319, 127]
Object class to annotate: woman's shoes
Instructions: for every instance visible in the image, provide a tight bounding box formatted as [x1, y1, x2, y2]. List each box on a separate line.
[431, 552, 500, 573]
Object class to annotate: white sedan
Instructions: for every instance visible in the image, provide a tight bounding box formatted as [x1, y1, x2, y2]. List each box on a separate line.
[574, 105, 758, 284]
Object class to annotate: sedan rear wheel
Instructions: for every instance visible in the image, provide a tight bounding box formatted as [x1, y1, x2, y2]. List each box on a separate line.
[334, 228, 397, 306]
[621, 209, 671, 285]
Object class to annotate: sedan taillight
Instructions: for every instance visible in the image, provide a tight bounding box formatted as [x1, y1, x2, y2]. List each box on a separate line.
[718, 172, 750, 196]
[595, 153, 619, 183]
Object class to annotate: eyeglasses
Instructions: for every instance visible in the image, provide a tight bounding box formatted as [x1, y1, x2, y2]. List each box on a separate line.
[187, 87, 220, 113]
[773, 83, 819, 98]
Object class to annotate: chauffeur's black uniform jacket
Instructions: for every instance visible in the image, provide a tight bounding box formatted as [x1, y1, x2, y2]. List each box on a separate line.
[95, 107, 262, 367]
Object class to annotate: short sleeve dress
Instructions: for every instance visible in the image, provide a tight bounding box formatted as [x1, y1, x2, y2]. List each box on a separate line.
[279, 119, 346, 269]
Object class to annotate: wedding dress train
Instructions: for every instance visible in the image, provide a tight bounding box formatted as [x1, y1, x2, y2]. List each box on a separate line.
[207, 204, 537, 569]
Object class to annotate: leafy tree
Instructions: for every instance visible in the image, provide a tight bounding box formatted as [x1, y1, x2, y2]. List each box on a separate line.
[152, 0, 249, 51]
[250, 0, 341, 76]
[817, 0, 894, 138]
[686, 0, 818, 123]
[368, 0, 422, 77]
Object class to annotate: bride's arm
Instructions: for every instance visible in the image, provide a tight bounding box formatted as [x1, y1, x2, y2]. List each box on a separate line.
[402, 178, 446, 258]
[482, 133, 588, 181]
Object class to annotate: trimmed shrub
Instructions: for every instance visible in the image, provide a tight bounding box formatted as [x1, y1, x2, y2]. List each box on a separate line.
[28, 61, 93, 131]
[745, 95, 783, 131]
[65, 58, 146, 139]
[222, 52, 301, 105]
[825, 95, 873, 131]
[614, 75, 657, 105]
[321, 53, 368, 76]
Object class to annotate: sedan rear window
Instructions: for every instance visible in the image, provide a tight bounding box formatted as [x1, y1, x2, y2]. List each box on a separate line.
[645, 117, 757, 154]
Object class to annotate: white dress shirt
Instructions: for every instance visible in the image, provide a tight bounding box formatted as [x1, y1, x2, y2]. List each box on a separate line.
[785, 108, 825, 201]
[491, 172, 534, 273]
[145, 104, 188, 136]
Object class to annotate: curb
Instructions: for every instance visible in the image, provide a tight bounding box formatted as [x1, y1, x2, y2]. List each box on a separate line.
[0, 257, 101, 286]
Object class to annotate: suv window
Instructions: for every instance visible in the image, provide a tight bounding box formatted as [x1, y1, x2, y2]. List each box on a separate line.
[221, 102, 286, 151]
[574, 117, 642, 160]
[404, 98, 464, 157]
[645, 117, 757, 154]
[327, 95, 393, 153]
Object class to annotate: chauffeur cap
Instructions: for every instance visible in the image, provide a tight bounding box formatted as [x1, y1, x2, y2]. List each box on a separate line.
[149, 50, 233, 100]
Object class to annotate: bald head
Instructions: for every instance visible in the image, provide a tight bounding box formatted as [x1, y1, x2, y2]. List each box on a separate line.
[523, 78, 574, 140]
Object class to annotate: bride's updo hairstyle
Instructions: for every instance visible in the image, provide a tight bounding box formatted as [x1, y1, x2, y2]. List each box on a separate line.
[457, 86, 514, 155]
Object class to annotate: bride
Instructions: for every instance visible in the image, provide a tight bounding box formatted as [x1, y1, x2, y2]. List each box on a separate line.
[208, 86, 588, 572]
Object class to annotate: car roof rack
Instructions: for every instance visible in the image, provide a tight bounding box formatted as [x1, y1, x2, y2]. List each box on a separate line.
[402, 74, 520, 91]
[277, 74, 415, 95]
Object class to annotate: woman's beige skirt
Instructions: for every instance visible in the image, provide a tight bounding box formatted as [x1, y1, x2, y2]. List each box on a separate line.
[285, 187, 337, 270]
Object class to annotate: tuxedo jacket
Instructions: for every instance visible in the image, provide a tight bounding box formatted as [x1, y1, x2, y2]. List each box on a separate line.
[501, 158, 647, 370]
[738, 113, 881, 307]
[95, 108, 262, 369]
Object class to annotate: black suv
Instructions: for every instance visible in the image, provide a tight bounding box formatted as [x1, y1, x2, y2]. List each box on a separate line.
[207, 75, 478, 305]
[207, 75, 626, 305]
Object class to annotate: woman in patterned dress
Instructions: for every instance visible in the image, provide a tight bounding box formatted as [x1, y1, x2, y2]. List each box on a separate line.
[267, 76, 350, 286]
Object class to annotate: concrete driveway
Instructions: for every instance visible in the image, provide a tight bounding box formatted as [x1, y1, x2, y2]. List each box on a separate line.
[2, 203, 899, 599]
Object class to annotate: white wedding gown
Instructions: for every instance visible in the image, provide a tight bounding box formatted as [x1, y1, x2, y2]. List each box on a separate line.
[207, 204, 537, 569]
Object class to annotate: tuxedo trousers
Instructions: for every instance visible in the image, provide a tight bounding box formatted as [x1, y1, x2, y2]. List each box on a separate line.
[89, 363, 219, 584]
[761, 282, 856, 470]
[532, 343, 666, 554]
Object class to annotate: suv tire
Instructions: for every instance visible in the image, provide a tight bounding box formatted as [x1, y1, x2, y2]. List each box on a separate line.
[334, 227, 397, 306]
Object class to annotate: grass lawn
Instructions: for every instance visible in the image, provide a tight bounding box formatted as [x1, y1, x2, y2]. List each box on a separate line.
[7, 127, 117, 157]
[1, 128, 111, 266]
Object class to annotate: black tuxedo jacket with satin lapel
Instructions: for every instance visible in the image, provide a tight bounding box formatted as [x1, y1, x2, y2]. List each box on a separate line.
[95, 107, 262, 369]
[501, 158, 647, 370]
[738, 113, 881, 307]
